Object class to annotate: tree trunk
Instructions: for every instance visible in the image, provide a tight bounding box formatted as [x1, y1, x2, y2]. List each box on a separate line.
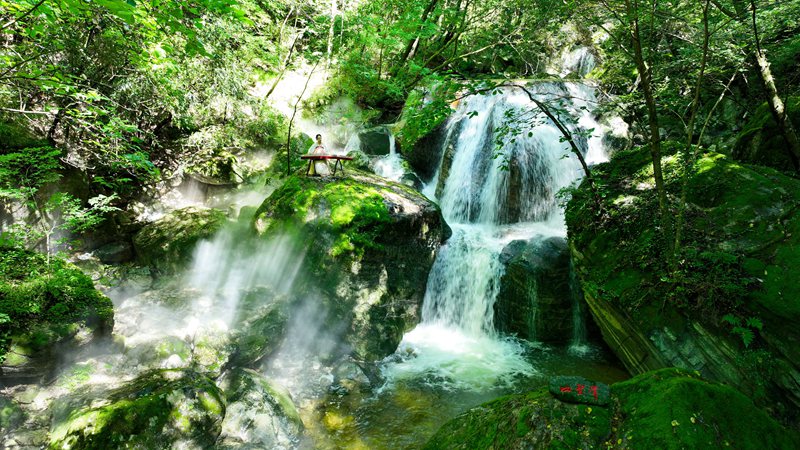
[751, 18, 800, 169]
[326, 0, 338, 71]
[674, 0, 710, 259]
[394, 0, 439, 72]
[625, 0, 671, 232]
[714, 0, 800, 170]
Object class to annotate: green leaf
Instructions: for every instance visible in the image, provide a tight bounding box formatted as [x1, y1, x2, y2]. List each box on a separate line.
[746, 317, 763, 330]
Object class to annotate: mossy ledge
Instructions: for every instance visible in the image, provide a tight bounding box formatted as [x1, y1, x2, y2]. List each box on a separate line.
[0, 246, 113, 380]
[566, 144, 800, 423]
[49, 369, 225, 449]
[424, 368, 799, 449]
[251, 171, 448, 360]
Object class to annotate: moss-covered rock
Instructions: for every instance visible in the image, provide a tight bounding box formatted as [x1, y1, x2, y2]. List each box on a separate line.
[733, 96, 800, 173]
[252, 171, 447, 360]
[566, 145, 800, 421]
[226, 301, 288, 368]
[0, 121, 47, 152]
[423, 387, 612, 449]
[133, 206, 228, 275]
[425, 368, 799, 449]
[216, 369, 303, 448]
[49, 369, 225, 449]
[0, 247, 113, 382]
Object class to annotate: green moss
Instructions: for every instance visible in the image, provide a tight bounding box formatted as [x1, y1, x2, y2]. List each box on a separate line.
[49, 370, 225, 449]
[733, 96, 800, 172]
[567, 143, 800, 419]
[0, 246, 113, 364]
[253, 173, 393, 258]
[612, 368, 799, 449]
[0, 121, 47, 152]
[426, 369, 799, 450]
[568, 144, 800, 319]
[133, 207, 228, 275]
[423, 389, 612, 450]
[0, 395, 25, 430]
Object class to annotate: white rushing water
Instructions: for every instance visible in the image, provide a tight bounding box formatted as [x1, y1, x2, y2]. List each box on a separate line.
[382, 81, 608, 390]
[372, 134, 406, 182]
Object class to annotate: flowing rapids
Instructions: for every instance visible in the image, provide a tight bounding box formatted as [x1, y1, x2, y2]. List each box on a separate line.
[382, 82, 608, 390]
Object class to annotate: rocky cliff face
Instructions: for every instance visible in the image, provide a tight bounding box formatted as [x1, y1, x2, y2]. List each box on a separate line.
[566, 145, 800, 423]
[252, 171, 448, 361]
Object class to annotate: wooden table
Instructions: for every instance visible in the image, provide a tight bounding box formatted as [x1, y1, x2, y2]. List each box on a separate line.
[300, 155, 354, 176]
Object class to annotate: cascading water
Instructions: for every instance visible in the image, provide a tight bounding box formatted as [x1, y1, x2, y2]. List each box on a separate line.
[383, 81, 608, 389]
[372, 134, 406, 182]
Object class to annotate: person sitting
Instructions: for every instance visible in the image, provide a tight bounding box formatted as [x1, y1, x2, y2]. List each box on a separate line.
[308, 133, 331, 176]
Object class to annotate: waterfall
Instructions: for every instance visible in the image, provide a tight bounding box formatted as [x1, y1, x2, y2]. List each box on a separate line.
[372, 134, 406, 182]
[382, 82, 607, 389]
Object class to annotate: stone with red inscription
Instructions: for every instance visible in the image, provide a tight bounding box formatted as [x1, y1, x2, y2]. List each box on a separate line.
[548, 376, 610, 406]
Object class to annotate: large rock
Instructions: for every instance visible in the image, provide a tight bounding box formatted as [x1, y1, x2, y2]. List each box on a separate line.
[0, 247, 113, 384]
[424, 368, 799, 449]
[252, 171, 447, 360]
[133, 206, 227, 275]
[49, 369, 225, 449]
[733, 96, 800, 173]
[494, 236, 575, 343]
[216, 369, 303, 449]
[406, 121, 449, 183]
[566, 145, 800, 422]
[358, 126, 397, 156]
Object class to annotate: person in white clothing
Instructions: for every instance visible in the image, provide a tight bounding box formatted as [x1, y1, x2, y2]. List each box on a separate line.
[308, 133, 330, 176]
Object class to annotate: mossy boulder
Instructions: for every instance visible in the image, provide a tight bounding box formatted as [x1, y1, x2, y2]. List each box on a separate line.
[49, 369, 225, 449]
[567, 144, 800, 421]
[0, 247, 113, 383]
[733, 96, 800, 173]
[252, 171, 447, 360]
[226, 301, 288, 368]
[495, 237, 575, 343]
[133, 206, 228, 275]
[0, 121, 47, 152]
[216, 369, 303, 448]
[425, 368, 799, 449]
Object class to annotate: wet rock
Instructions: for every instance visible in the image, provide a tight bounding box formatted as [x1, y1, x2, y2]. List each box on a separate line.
[49, 369, 225, 449]
[427, 368, 800, 449]
[358, 126, 396, 156]
[216, 369, 303, 449]
[133, 206, 228, 276]
[252, 171, 448, 361]
[400, 172, 424, 190]
[93, 241, 134, 264]
[494, 236, 575, 343]
[405, 120, 450, 183]
[345, 149, 372, 171]
[226, 302, 288, 368]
